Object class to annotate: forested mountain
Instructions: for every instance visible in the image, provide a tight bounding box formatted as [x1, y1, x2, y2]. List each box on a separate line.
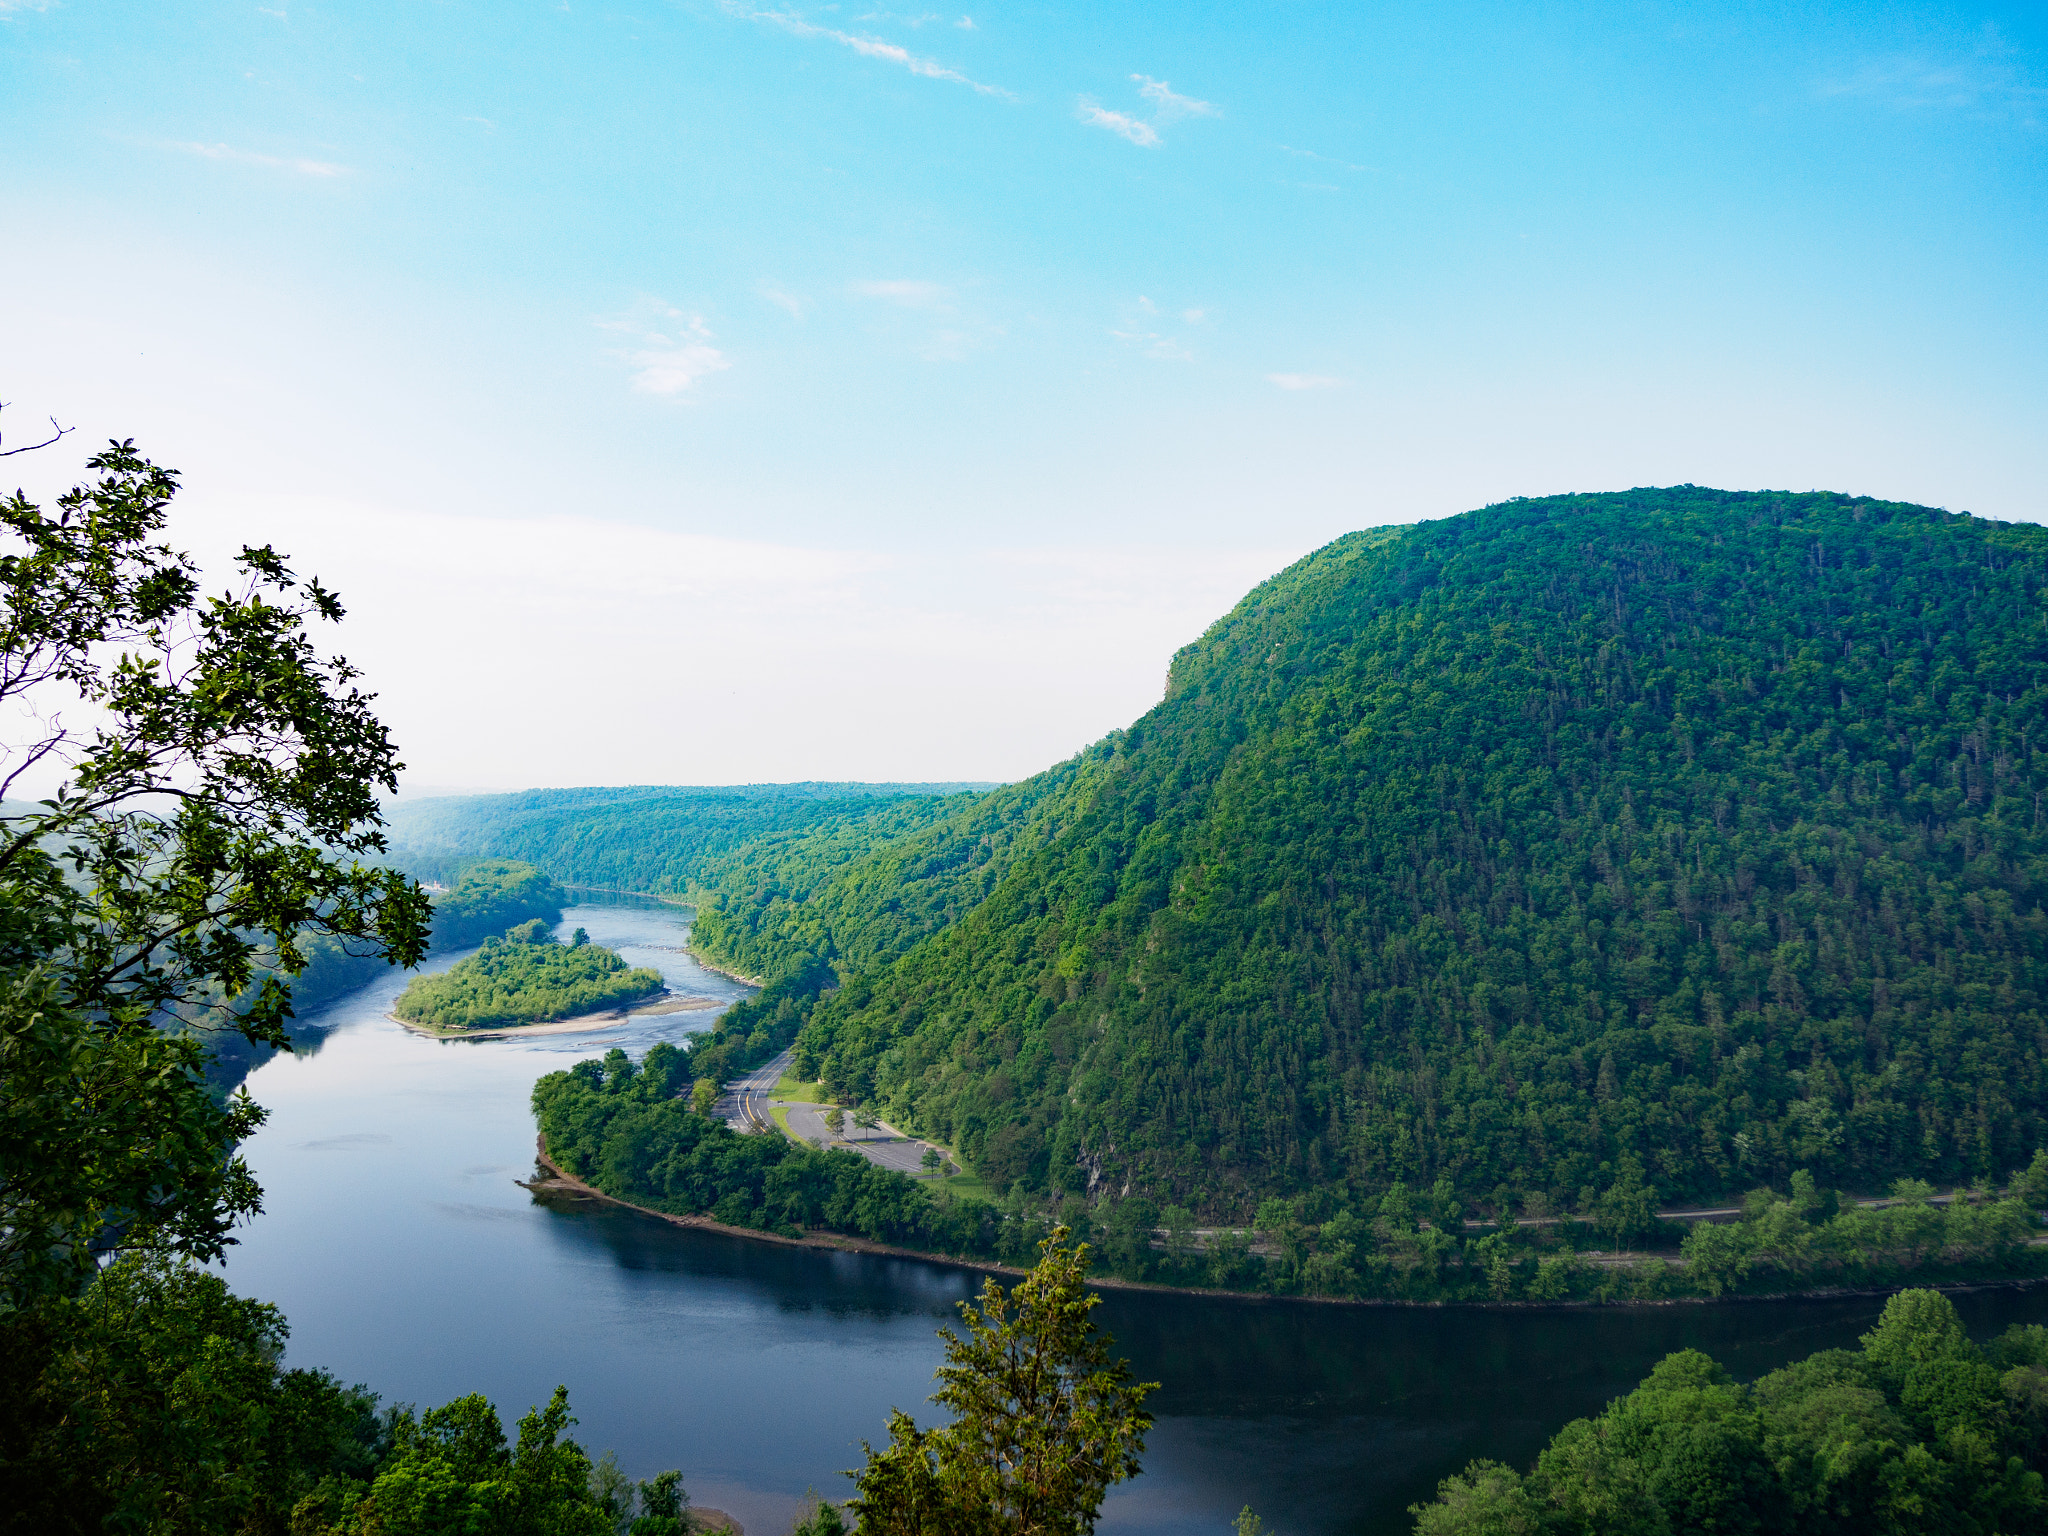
[382, 782, 991, 898]
[730, 487, 2048, 1222]
[685, 756, 1106, 985]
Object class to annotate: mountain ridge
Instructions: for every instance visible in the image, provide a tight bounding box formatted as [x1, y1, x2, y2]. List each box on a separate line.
[769, 485, 2048, 1219]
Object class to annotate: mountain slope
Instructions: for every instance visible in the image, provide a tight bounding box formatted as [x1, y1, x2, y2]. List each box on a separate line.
[686, 754, 1110, 985]
[381, 782, 990, 900]
[798, 488, 2048, 1218]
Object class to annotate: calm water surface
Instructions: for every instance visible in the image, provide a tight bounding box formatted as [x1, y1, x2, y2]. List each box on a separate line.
[221, 899, 2048, 1536]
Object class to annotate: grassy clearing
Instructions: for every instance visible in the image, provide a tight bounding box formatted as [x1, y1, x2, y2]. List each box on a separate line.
[773, 1069, 827, 1104]
[939, 1168, 991, 1201]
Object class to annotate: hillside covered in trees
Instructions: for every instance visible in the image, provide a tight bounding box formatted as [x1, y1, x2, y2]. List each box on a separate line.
[677, 487, 2048, 1224]
[382, 782, 989, 900]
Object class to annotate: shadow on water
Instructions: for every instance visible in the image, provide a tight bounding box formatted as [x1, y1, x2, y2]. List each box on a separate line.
[532, 1192, 982, 1325]
[220, 900, 2048, 1536]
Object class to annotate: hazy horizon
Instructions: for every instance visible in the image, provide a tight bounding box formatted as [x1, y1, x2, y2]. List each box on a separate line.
[4, 0, 2041, 789]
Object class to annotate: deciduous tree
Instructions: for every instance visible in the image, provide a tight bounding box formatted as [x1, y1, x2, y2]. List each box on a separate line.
[849, 1227, 1153, 1536]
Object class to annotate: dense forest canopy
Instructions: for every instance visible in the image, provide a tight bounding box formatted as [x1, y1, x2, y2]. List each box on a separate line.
[1413, 1288, 2048, 1535]
[383, 783, 992, 900]
[394, 928, 663, 1030]
[692, 487, 2048, 1223]
[427, 858, 566, 950]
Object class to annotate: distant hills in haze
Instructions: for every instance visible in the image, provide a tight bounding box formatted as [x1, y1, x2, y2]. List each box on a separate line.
[382, 781, 997, 896]
[408, 488, 2048, 1223]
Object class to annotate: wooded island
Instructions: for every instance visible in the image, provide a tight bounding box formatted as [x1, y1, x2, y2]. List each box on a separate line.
[395, 924, 665, 1030]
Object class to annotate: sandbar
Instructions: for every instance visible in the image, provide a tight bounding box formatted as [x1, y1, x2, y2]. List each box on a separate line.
[391, 990, 723, 1041]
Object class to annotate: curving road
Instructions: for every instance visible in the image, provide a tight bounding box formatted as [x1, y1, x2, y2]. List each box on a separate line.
[723, 1046, 793, 1135]
[721, 1047, 945, 1178]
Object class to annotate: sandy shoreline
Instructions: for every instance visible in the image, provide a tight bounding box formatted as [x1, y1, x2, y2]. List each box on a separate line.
[391, 991, 722, 1041]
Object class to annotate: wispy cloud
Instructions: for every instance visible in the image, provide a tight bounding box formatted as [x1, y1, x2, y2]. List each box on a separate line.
[954, 14, 974, 28]
[0, 0, 57, 14]
[1132, 75, 1218, 121]
[915, 328, 974, 362]
[1281, 144, 1374, 172]
[721, 3, 1014, 98]
[460, 114, 495, 129]
[1818, 26, 2044, 125]
[598, 301, 731, 396]
[1819, 56, 2044, 124]
[1112, 330, 1190, 360]
[849, 280, 995, 360]
[758, 283, 807, 319]
[1267, 373, 1345, 391]
[1111, 295, 1203, 360]
[1078, 75, 1218, 147]
[850, 278, 953, 310]
[1077, 102, 1160, 147]
[156, 140, 350, 176]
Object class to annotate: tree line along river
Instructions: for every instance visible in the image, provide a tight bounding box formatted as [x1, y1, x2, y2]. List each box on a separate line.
[218, 897, 2048, 1536]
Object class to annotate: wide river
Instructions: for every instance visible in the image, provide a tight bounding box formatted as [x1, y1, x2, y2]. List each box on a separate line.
[222, 897, 2048, 1536]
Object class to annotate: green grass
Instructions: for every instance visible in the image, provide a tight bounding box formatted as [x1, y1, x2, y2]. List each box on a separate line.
[937, 1167, 990, 1201]
[772, 1069, 827, 1104]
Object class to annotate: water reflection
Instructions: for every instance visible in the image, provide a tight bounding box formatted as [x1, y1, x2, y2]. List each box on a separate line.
[221, 901, 2048, 1536]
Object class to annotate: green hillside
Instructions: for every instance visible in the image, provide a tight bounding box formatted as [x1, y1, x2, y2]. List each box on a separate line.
[382, 782, 992, 899]
[774, 487, 2048, 1222]
[685, 756, 1105, 985]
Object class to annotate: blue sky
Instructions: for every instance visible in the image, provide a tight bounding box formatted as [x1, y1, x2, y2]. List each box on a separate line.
[2, 1, 2044, 788]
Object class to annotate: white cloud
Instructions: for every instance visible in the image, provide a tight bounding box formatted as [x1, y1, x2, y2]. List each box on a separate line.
[1132, 75, 1218, 121]
[850, 281, 993, 361]
[1818, 52, 2045, 123]
[628, 344, 730, 395]
[156, 140, 349, 176]
[1112, 296, 1206, 360]
[757, 284, 807, 319]
[722, 3, 1014, 97]
[916, 328, 973, 362]
[1077, 101, 1160, 147]
[460, 115, 495, 129]
[1267, 373, 1345, 390]
[598, 302, 731, 395]
[1111, 329, 1191, 362]
[954, 14, 974, 28]
[1080, 76, 1218, 147]
[849, 278, 953, 310]
[1281, 144, 1373, 172]
[0, 0, 57, 14]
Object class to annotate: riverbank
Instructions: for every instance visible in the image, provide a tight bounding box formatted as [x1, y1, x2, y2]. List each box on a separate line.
[527, 1137, 1031, 1278]
[393, 992, 720, 1041]
[684, 950, 767, 987]
[524, 1137, 2048, 1313]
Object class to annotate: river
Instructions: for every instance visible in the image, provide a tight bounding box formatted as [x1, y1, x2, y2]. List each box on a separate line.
[219, 897, 2048, 1536]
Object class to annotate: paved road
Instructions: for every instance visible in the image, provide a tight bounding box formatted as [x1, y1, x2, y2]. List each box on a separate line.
[721, 1046, 793, 1135]
[719, 1048, 945, 1178]
[783, 1097, 940, 1177]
